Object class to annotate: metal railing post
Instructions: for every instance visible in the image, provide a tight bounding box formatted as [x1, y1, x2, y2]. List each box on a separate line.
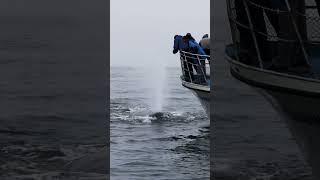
[180, 53, 184, 77]
[197, 55, 207, 83]
[243, 0, 264, 68]
[284, 0, 311, 67]
[179, 51, 210, 85]
[184, 52, 193, 83]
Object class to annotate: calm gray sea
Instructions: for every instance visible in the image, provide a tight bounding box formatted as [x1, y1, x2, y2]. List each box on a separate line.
[0, 12, 107, 179]
[111, 67, 209, 180]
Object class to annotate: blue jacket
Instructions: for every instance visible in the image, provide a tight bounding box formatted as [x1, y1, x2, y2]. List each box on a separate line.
[188, 40, 206, 56]
[173, 35, 189, 54]
[173, 35, 206, 56]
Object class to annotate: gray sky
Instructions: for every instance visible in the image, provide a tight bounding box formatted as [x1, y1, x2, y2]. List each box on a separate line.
[111, 0, 210, 67]
[0, 0, 105, 17]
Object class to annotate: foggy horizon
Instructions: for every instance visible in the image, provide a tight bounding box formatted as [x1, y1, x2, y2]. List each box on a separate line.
[111, 0, 210, 67]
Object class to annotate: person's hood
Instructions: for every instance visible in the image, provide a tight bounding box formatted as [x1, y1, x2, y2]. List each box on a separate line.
[202, 34, 209, 39]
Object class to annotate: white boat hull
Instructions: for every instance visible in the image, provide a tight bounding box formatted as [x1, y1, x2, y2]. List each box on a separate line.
[181, 80, 210, 117]
[226, 55, 320, 178]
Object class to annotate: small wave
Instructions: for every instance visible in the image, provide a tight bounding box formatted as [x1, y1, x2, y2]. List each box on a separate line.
[132, 115, 155, 123]
[173, 142, 209, 157]
[214, 158, 313, 180]
[14, 94, 60, 101]
[0, 142, 107, 178]
[15, 114, 68, 122]
[111, 113, 156, 123]
[186, 115, 196, 121]
[1, 172, 107, 180]
[128, 106, 148, 113]
[0, 129, 43, 136]
[1, 145, 66, 160]
[111, 113, 130, 121]
[111, 100, 206, 124]
[152, 135, 184, 142]
[171, 111, 184, 116]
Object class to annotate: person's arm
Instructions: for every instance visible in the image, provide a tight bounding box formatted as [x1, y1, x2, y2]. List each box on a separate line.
[173, 49, 178, 54]
[197, 45, 206, 56]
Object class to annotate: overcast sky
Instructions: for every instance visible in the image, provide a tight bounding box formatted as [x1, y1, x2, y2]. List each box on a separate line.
[0, 0, 105, 17]
[111, 0, 210, 67]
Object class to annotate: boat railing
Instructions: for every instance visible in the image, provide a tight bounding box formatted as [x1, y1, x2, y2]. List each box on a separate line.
[179, 51, 210, 86]
[226, 0, 320, 70]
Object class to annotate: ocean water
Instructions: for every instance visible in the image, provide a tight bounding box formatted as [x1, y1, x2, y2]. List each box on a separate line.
[110, 67, 209, 180]
[0, 13, 107, 179]
[213, 1, 313, 179]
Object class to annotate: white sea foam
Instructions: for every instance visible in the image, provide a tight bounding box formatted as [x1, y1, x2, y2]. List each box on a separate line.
[171, 111, 184, 116]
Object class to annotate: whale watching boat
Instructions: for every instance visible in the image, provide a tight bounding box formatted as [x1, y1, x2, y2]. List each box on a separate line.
[179, 51, 210, 117]
[225, 0, 320, 178]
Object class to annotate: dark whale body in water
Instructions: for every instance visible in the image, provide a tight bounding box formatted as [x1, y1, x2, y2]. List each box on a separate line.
[150, 112, 174, 120]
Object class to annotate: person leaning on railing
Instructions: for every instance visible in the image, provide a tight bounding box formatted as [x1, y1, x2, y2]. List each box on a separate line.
[173, 34, 203, 82]
[188, 35, 208, 84]
[173, 33, 207, 84]
[173, 35, 194, 82]
[199, 34, 210, 56]
[185, 33, 196, 43]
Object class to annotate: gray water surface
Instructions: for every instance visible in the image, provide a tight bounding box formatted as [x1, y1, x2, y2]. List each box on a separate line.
[0, 13, 107, 179]
[111, 67, 209, 180]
